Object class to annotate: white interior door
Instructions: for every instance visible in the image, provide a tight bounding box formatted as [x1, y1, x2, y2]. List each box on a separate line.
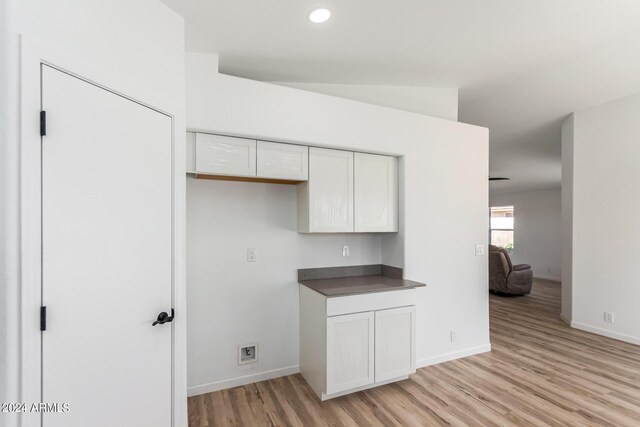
[326, 312, 374, 395]
[41, 65, 173, 427]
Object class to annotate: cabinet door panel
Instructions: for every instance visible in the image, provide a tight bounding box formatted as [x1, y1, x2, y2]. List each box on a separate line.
[308, 148, 354, 232]
[326, 312, 374, 395]
[257, 141, 308, 180]
[195, 133, 256, 177]
[374, 306, 416, 382]
[354, 153, 398, 232]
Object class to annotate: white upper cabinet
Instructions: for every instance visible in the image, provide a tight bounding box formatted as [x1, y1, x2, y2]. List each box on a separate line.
[257, 141, 308, 181]
[298, 148, 354, 233]
[354, 153, 398, 232]
[195, 133, 257, 177]
[189, 132, 398, 233]
[186, 132, 196, 173]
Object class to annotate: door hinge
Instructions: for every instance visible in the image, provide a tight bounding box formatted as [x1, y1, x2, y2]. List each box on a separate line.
[40, 306, 47, 331]
[40, 111, 47, 136]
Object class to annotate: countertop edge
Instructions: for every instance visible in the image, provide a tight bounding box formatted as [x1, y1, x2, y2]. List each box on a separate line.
[298, 275, 427, 298]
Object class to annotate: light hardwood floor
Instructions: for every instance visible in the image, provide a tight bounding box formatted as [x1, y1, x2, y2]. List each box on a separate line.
[188, 280, 640, 426]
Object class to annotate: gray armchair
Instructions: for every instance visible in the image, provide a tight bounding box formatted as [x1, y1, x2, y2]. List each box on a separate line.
[489, 244, 533, 295]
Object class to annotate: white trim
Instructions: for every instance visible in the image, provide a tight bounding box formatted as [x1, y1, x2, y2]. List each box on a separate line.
[187, 344, 494, 398]
[533, 275, 561, 283]
[322, 375, 409, 401]
[187, 365, 300, 397]
[570, 321, 640, 346]
[416, 344, 492, 368]
[20, 37, 44, 427]
[559, 314, 571, 325]
[19, 36, 187, 427]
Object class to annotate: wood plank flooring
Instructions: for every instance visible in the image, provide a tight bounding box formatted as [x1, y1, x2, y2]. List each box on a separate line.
[188, 280, 640, 426]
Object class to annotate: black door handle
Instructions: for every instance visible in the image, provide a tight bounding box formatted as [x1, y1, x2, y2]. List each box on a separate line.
[152, 308, 174, 326]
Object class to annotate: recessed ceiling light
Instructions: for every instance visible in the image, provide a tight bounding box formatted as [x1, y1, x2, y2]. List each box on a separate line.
[309, 8, 331, 23]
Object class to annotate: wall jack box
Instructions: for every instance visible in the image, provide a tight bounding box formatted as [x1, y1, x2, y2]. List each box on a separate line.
[238, 343, 258, 365]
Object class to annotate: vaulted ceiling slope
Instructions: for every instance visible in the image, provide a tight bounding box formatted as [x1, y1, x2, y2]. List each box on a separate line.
[161, 0, 640, 193]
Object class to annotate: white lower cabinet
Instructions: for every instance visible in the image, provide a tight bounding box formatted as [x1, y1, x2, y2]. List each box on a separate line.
[300, 286, 417, 400]
[326, 312, 375, 395]
[375, 306, 416, 382]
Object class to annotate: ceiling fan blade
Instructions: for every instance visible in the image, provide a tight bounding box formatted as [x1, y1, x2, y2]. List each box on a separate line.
[489, 177, 511, 181]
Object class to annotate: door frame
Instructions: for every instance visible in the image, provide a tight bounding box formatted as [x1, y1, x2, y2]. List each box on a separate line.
[19, 37, 187, 427]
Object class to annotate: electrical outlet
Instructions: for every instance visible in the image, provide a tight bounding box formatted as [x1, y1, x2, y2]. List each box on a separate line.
[604, 312, 615, 323]
[238, 343, 258, 365]
[247, 248, 257, 262]
[475, 244, 485, 256]
[547, 268, 552, 275]
[342, 245, 350, 257]
[450, 330, 457, 342]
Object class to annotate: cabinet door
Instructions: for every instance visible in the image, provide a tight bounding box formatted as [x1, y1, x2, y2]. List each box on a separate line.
[186, 132, 196, 173]
[326, 312, 374, 395]
[375, 306, 416, 382]
[195, 133, 256, 177]
[257, 141, 308, 181]
[308, 148, 354, 232]
[354, 153, 398, 232]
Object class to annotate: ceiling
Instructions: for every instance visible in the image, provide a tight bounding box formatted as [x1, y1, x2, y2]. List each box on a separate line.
[161, 0, 640, 194]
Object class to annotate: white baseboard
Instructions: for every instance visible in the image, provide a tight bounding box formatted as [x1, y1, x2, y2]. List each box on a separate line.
[571, 321, 640, 346]
[322, 375, 409, 401]
[188, 365, 300, 397]
[417, 344, 492, 368]
[533, 275, 561, 283]
[559, 314, 571, 325]
[189, 345, 494, 397]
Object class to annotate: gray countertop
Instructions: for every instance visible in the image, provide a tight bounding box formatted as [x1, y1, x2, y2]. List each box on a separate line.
[299, 274, 426, 297]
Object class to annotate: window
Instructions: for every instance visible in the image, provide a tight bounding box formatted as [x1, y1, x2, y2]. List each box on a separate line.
[490, 206, 514, 253]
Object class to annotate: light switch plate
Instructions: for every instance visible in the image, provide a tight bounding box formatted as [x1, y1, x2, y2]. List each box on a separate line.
[475, 244, 485, 256]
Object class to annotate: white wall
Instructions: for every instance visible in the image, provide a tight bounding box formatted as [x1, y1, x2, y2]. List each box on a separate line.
[1, 0, 187, 424]
[273, 82, 458, 121]
[562, 94, 640, 345]
[186, 53, 490, 393]
[491, 189, 562, 281]
[187, 178, 382, 394]
[13, 0, 186, 107]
